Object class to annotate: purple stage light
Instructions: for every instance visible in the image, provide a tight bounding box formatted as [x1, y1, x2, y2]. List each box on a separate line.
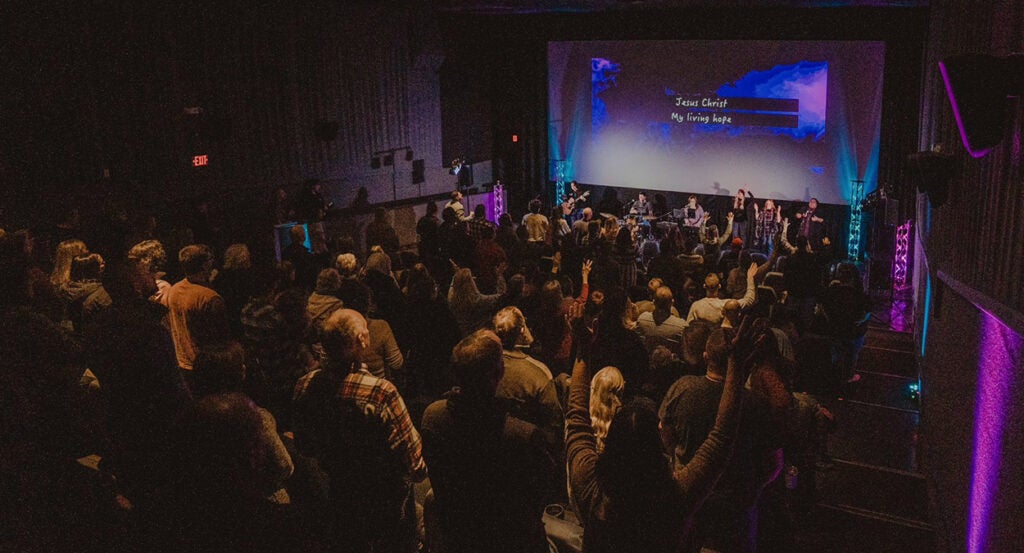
[893, 220, 912, 290]
[968, 311, 1023, 552]
[493, 181, 505, 220]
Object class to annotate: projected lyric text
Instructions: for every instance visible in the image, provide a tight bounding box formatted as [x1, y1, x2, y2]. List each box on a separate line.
[670, 95, 800, 129]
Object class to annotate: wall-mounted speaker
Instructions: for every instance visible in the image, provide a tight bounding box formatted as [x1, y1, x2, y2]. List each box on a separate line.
[939, 53, 1024, 158]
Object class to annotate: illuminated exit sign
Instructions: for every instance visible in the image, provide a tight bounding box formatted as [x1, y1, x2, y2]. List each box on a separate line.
[192, 154, 209, 167]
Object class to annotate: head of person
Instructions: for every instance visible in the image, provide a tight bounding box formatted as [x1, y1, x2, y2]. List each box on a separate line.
[653, 285, 674, 315]
[731, 237, 744, 252]
[70, 253, 105, 282]
[403, 263, 438, 302]
[529, 199, 543, 214]
[450, 190, 462, 202]
[289, 225, 307, 246]
[128, 239, 167, 276]
[192, 341, 247, 397]
[51, 239, 89, 286]
[704, 327, 731, 379]
[473, 204, 486, 219]
[809, 198, 819, 210]
[687, 195, 698, 207]
[736, 188, 745, 199]
[320, 309, 369, 372]
[596, 286, 630, 333]
[441, 206, 458, 224]
[681, 320, 713, 368]
[451, 329, 504, 399]
[425, 201, 438, 216]
[493, 306, 534, 350]
[703, 273, 721, 298]
[316, 268, 342, 295]
[335, 253, 358, 278]
[581, 207, 593, 221]
[646, 277, 664, 300]
[179, 245, 215, 280]
[570, 180, 579, 192]
[638, 191, 647, 202]
[764, 199, 776, 211]
[450, 267, 480, 302]
[589, 366, 625, 454]
[602, 217, 619, 240]
[539, 279, 563, 311]
[365, 246, 392, 276]
[498, 212, 514, 228]
[222, 243, 252, 271]
[614, 226, 633, 250]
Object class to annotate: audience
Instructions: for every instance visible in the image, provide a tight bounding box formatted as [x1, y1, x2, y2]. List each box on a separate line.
[0, 186, 859, 552]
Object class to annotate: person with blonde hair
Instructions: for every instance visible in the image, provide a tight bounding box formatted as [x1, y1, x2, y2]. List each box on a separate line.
[447, 265, 506, 336]
[589, 366, 625, 454]
[51, 239, 89, 288]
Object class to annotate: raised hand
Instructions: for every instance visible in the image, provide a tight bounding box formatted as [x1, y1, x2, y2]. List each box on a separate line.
[727, 212, 735, 221]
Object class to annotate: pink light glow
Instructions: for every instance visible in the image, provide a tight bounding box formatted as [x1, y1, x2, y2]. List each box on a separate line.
[968, 311, 1023, 552]
[939, 61, 992, 159]
[893, 220, 911, 290]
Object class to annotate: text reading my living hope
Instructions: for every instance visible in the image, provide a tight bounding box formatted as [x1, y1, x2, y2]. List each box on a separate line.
[670, 96, 801, 129]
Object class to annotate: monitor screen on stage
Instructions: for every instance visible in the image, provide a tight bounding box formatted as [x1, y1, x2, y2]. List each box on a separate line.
[547, 40, 885, 205]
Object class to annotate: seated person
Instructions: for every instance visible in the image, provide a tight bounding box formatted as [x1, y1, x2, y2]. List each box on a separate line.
[636, 286, 687, 343]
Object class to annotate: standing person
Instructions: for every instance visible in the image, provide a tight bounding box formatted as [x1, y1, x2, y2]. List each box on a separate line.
[681, 195, 705, 242]
[521, 199, 550, 243]
[467, 204, 496, 242]
[292, 309, 426, 553]
[420, 330, 556, 553]
[795, 198, 826, 248]
[162, 245, 230, 383]
[417, 201, 442, 260]
[752, 199, 782, 253]
[731, 188, 754, 246]
[296, 179, 330, 223]
[445, 190, 471, 221]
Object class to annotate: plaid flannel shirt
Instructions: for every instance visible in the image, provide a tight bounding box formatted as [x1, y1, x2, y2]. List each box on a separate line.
[294, 366, 427, 481]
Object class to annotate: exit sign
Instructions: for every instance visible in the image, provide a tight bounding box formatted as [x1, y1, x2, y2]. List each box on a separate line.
[192, 154, 209, 167]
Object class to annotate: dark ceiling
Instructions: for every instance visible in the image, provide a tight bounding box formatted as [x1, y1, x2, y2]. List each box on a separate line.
[433, 0, 928, 15]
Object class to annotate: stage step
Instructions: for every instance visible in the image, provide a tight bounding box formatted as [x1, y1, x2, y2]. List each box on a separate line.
[857, 345, 918, 379]
[838, 370, 920, 411]
[827, 399, 920, 473]
[815, 458, 930, 525]
[796, 503, 937, 553]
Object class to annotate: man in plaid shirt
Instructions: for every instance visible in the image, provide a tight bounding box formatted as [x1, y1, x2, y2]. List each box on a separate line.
[292, 308, 426, 551]
[467, 204, 496, 242]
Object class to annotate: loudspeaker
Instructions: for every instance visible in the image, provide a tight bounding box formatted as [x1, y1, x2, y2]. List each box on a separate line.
[412, 159, 425, 184]
[939, 53, 1024, 157]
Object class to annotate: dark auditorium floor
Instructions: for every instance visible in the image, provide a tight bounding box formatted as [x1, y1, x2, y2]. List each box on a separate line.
[790, 294, 935, 553]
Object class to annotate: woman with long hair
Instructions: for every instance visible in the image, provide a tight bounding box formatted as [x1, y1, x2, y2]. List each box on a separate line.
[447, 266, 506, 337]
[51, 239, 89, 288]
[566, 317, 765, 552]
[589, 366, 625, 454]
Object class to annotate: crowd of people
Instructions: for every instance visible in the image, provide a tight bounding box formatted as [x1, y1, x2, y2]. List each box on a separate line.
[0, 185, 871, 552]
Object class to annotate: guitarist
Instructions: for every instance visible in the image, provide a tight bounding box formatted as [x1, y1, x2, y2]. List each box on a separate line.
[561, 181, 589, 220]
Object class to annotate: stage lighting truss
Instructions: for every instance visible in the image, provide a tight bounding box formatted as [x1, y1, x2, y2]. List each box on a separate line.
[848, 179, 865, 261]
[893, 219, 912, 291]
[553, 159, 567, 207]
[493, 180, 505, 220]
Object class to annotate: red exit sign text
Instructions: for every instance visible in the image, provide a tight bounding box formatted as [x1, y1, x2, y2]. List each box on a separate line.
[192, 154, 209, 167]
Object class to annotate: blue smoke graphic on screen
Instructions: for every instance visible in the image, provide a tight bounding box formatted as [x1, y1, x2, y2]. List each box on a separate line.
[715, 61, 828, 140]
[591, 58, 620, 136]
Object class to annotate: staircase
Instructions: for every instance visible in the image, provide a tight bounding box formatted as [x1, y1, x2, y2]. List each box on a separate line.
[793, 323, 937, 553]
